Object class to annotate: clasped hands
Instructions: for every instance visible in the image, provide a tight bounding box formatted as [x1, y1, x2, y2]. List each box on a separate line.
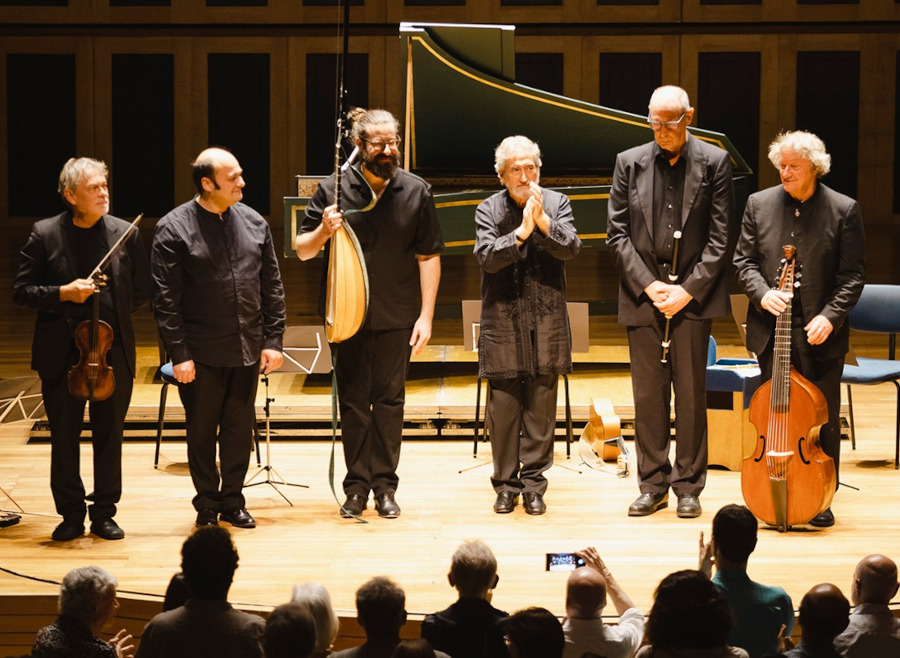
[645, 279, 693, 318]
[515, 182, 548, 243]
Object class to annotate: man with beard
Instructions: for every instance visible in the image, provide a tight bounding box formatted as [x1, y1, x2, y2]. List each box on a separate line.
[296, 109, 443, 518]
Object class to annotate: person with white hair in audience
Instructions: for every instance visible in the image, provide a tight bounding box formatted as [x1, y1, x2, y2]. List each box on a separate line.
[834, 554, 900, 657]
[292, 582, 340, 657]
[33, 565, 134, 658]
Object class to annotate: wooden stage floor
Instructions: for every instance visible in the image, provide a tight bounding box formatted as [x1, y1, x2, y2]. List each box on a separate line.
[2, 315, 900, 654]
[2, 385, 899, 621]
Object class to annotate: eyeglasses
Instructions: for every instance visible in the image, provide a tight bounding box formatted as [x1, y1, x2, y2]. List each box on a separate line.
[648, 113, 686, 132]
[362, 137, 401, 151]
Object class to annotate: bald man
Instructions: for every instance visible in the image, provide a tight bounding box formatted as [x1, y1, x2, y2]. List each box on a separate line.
[152, 148, 286, 528]
[607, 85, 735, 518]
[834, 554, 900, 657]
[562, 547, 644, 658]
[785, 584, 849, 658]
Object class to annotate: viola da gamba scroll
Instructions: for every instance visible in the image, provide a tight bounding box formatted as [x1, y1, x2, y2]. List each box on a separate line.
[741, 245, 835, 531]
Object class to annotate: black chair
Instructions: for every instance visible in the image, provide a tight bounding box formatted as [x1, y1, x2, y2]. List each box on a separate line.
[840, 284, 900, 469]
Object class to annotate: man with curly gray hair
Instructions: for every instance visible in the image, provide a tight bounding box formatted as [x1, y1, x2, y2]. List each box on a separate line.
[734, 130, 866, 528]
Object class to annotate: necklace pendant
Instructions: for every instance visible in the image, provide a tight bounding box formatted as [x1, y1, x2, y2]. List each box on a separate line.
[794, 208, 800, 217]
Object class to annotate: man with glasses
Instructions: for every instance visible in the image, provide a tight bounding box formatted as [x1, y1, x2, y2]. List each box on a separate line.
[607, 85, 736, 518]
[296, 108, 443, 519]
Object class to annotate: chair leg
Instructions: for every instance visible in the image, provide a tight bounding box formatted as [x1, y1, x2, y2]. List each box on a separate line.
[563, 373, 573, 459]
[473, 376, 483, 458]
[894, 382, 899, 470]
[846, 384, 856, 450]
[155, 382, 169, 469]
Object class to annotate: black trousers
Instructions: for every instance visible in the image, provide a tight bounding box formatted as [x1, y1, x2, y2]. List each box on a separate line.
[178, 362, 259, 512]
[487, 374, 559, 495]
[40, 342, 131, 522]
[757, 331, 844, 488]
[335, 328, 412, 497]
[628, 317, 711, 497]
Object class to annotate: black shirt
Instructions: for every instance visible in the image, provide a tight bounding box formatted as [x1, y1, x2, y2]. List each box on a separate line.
[302, 166, 443, 330]
[652, 144, 686, 264]
[151, 199, 286, 367]
[65, 219, 118, 330]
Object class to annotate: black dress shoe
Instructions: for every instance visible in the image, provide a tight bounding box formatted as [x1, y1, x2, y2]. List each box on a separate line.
[90, 518, 125, 540]
[809, 507, 835, 528]
[676, 493, 702, 518]
[523, 492, 547, 516]
[196, 508, 219, 527]
[628, 492, 669, 517]
[493, 491, 519, 514]
[220, 507, 256, 528]
[374, 492, 401, 518]
[340, 494, 367, 518]
[51, 519, 85, 542]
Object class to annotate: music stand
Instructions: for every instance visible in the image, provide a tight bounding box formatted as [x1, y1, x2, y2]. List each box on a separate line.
[0, 377, 48, 524]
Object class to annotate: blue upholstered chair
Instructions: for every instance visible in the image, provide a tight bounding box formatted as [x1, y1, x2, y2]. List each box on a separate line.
[840, 284, 900, 469]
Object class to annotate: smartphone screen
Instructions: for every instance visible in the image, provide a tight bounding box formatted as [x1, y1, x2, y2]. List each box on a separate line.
[545, 553, 586, 571]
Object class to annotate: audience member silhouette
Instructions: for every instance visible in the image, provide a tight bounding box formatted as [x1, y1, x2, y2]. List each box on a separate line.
[330, 576, 449, 658]
[32, 566, 134, 658]
[292, 582, 340, 658]
[563, 547, 644, 658]
[833, 554, 900, 657]
[421, 540, 509, 658]
[391, 639, 437, 658]
[265, 602, 318, 658]
[162, 573, 189, 612]
[636, 570, 748, 658]
[503, 607, 565, 658]
[784, 584, 849, 658]
[135, 526, 264, 658]
[700, 504, 794, 657]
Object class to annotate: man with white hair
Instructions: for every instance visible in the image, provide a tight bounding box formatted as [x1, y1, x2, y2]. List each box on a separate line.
[834, 554, 900, 657]
[13, 157, 151, 542]
[734, 130, 866, 527]
[474, 135, 581, 515]
[607, 85, 736, 519]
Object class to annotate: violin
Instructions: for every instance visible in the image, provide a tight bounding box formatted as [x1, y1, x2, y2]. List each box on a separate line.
[741, 245, 835, 531]
[66, 213, 143, 402]
[67, 274, 115, 401]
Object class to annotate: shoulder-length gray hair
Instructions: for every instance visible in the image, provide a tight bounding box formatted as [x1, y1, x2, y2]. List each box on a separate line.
[767, 131, 831, 178]
[291, 581, 339, 653]
[59, 566, 117, 621]
[494, 135, 542, 176]
[58, 157, 108, 202]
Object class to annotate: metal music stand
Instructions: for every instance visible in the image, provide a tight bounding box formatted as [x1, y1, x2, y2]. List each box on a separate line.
[243, 373, 309, 506]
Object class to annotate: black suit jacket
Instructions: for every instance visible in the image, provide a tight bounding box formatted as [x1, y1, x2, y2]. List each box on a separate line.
[733, 183, 866, 360]
[606, 133, 736, 326]
[13, 212, 151, 379]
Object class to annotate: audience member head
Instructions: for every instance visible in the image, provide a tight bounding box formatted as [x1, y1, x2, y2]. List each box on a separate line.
[264, 602, 317, 658]
[391, 639, 437, 658]
[355, 576, 407, 640]
[565, 566, 607, 619]
[181, 525, 239, 601]
[712, 504, 758, 567]
[796, 583, 849, 644]
[58, 566, 119, 636]
[851, 554, 899, 606]
[645, 570, 732, 651]
[503, 607, 564, 658]
[291, 582, 339, 655]
[163, 572, 189, 611]
[448, 540, 499, 599]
